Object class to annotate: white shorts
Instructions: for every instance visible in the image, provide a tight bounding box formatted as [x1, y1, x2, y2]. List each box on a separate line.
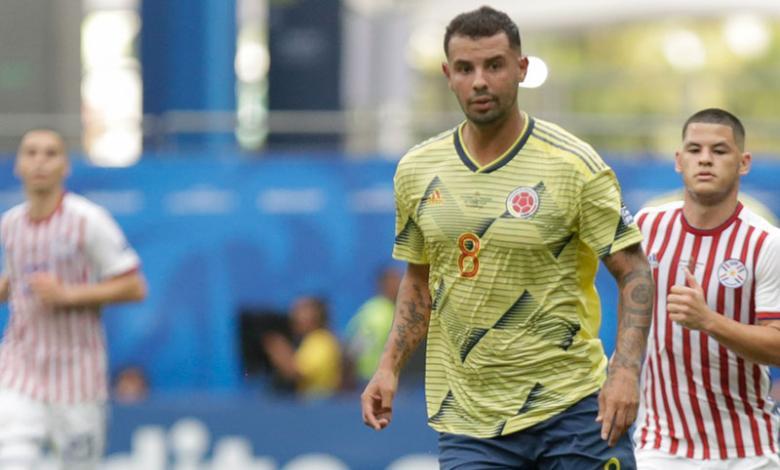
[636, 448, 780, 470]
[0, 388, 105, 470]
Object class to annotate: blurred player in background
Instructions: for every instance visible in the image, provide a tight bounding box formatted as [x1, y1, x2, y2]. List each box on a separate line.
[633, 109, 780, 469]
[361, 6, 653, 469]
[262, 296, 342, 398]
[345, 266, 401, 383]
[0, 129, 146, 469]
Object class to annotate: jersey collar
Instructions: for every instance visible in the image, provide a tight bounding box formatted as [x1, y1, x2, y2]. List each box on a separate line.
[681, 202, 744, 236]
[25, 190, 67, 225]
[454, 113, 535, 174]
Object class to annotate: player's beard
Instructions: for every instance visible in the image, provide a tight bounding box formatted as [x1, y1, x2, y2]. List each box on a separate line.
[462, 92, 517, 127]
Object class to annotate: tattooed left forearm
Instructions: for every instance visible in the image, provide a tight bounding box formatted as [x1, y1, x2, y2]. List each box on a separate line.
[604, 245, 654, 375]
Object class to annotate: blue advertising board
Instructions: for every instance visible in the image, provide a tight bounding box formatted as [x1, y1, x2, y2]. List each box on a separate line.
[0, 156, 777, 392]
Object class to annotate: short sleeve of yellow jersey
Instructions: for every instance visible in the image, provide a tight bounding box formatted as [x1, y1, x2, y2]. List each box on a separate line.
[578, 168, 643, 258]
[392, 161, 428, 264]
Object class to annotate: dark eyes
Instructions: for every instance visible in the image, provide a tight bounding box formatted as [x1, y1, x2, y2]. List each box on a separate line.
[687, 147, 728, 155]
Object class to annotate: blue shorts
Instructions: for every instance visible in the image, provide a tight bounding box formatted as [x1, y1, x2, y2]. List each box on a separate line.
[438, 392, 635, 470]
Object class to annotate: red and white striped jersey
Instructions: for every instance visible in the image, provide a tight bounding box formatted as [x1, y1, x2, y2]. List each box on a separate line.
[634, 200, 780, 460]
[0, 192, 140, 404]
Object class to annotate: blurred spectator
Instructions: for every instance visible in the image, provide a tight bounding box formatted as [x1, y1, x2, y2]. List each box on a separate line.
[262, 297, 342, 398]
[345, 266, 401, 382]
[113, 365, 150, 403]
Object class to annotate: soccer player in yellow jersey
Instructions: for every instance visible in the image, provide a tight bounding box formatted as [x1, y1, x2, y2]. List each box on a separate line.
[360, 6, 654, 469]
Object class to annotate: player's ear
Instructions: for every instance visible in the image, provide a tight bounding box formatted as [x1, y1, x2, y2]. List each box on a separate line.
[517, 55, 528, 83]
[442, 62, 454, 91]
[674, 150, 683, 173]
[739, 151, 752, 176]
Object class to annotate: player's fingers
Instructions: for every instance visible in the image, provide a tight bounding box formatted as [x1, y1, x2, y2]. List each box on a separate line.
[609, 404, 629, 447]
[625, 404, 638, 432]
[668, 293, 694, 306]
[666, 294, 685, 305]
[667, 302, 689, 314]
[596, 389, 606, 422]
[683, 268, 701, 290]
[379, 388, 394, 426]
[380, 387, 394, 411]
[668, 285, 689, 295]
[360, 391, 381, 430]
[599, 397, 615, 441]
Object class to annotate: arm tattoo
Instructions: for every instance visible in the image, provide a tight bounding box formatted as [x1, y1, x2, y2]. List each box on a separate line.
[606, 247, 654, 376]
[388, 280, 431, 372]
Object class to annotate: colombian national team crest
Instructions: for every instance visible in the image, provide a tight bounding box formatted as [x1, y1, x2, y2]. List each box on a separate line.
[506, 187, 539, 219]
[717, 258, 747, 288]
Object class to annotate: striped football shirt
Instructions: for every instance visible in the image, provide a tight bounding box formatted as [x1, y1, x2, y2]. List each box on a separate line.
[0, 192, 140, 403]
[634, 201, 780, 459]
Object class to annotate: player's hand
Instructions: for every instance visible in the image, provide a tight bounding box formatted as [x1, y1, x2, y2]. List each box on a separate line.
[597, 367, 639, 447]
[261, 332, 295, 363]
[361, 367, 398, 431]
[27, 272, 71, 307]
[667, 268, 715, 332]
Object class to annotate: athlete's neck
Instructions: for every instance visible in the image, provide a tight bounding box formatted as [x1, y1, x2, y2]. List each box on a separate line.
[26, 187, 65, 221]
[462, 109, 525, 167]
[682, 189, 740, 231]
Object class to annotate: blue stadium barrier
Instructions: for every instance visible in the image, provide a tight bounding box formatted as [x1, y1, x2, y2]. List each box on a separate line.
[104, 392, 437, 469]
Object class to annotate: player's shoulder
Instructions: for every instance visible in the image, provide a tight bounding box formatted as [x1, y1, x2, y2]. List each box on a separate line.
[739, 204, 777, 230]
[1, 202, 27, 229]
[62, 192, 114, 222]
[529, 117, 608, 177]
[636, 200, 683, 220]
[739, 205, 780, 245]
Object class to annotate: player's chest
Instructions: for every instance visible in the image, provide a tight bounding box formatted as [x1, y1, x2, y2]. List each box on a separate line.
[3, 218, 85, 277]
[646, 230, 757, 294]
[412, 173, 575, 248]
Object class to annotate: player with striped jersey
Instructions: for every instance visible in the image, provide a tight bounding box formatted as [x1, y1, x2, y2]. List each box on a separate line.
[634, 108, 780, 469]
[360, 7, 654, 469]
[0, 129, 146, 469]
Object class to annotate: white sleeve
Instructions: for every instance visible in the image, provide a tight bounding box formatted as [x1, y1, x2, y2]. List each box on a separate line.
[755, 230, 780, 321]
[85, 207, 140, 280]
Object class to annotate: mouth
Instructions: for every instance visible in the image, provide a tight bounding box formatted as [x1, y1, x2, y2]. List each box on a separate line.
[695, 172, 715, 181]
[469, 96, 496, 111]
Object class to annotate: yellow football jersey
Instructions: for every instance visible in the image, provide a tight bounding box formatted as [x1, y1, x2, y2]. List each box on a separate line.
[393, 114, 643, 438]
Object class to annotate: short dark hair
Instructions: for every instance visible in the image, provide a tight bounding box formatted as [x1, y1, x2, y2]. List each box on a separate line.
[682, 108, 746, 151]
[444, 6, 521, 57]
[19, 128, 68, 152]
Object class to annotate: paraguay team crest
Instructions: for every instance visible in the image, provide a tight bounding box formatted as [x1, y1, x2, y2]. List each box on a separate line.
[505, 187, 539, 219]
[717, 258, 747, 288]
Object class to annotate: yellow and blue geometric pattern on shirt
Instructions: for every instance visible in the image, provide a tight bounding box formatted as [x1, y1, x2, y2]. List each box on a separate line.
[393, 114, 643, 438]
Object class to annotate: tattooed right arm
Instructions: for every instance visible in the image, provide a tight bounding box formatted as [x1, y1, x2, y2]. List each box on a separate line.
[361, 263, 430, 430]
[380, 263, 431, 374]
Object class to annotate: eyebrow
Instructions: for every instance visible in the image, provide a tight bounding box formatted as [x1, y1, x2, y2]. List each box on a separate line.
[453, 54, 505, 66]
[684, 140, 732, 149]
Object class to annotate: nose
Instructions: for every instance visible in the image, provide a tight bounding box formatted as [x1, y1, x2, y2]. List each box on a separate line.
[472, 68, 487, 91]
[698, 149, 714, 165]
